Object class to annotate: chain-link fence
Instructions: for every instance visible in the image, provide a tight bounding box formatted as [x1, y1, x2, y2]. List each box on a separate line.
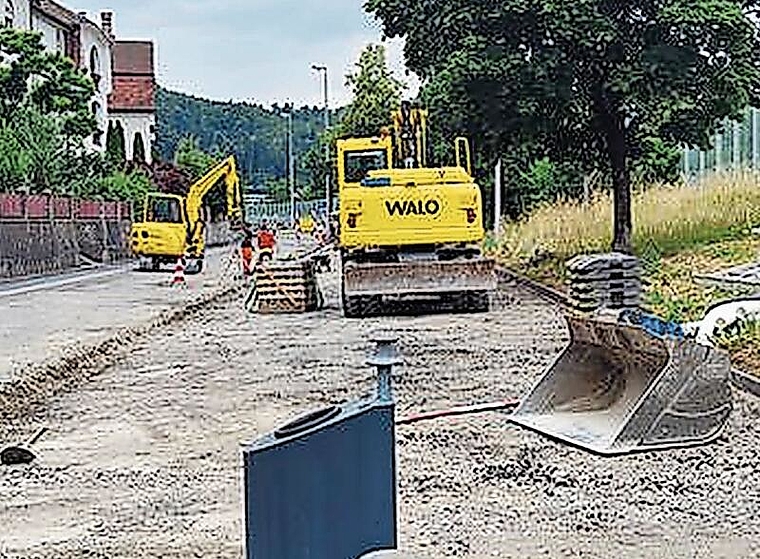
[682, 107, 760, 182]
[243, 197, 331, 227]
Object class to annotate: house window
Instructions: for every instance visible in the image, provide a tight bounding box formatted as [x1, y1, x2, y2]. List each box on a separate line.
[3, 0, 13, 27]
[55, 29, 64, 53]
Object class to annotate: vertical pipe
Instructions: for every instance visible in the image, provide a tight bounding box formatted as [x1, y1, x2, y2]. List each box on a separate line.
[715, 129, 722, 174]
[494, 158, 502, 236]
[683, 146, 690, 181]
[323, 69, 330, 221]
[753, 108, 759, 171]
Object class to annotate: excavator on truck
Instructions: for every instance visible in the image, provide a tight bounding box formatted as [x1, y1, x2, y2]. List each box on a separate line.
[336, 101, 497, 318]
[130, 155, 244, 275]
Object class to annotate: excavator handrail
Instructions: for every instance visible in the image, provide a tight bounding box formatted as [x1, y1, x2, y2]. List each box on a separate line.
[455, 137, 472, 176]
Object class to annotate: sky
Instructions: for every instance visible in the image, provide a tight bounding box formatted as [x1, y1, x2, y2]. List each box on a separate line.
[72, 0, 421, 108]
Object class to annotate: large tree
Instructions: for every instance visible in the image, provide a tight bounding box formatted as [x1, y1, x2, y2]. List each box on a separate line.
[366, 0, 760, 252]
[0, 27, 96, 140]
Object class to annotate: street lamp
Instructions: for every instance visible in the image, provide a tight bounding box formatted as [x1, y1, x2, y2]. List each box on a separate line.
[281, 103, 296, 227]
[311, 64, 330, 221]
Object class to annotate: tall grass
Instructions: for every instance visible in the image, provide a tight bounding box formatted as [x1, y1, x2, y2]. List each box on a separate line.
[495, 174, 760, 264]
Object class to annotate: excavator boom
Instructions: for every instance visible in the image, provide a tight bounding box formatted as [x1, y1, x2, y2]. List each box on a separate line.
[129, 155, 244, 274]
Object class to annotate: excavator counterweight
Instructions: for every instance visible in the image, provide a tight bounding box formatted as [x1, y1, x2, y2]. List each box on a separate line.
[336, 102, 496, 318]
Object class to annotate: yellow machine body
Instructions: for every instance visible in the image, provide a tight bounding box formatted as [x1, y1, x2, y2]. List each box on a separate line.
[130, 156, 243, 273]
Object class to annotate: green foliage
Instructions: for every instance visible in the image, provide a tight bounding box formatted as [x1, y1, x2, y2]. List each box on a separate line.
[302, 44, 404, 196]
[174, 135, 217, 180]
[155, 87, 341, 201]
[0, 27, 149, 202]
[98, 169, 152, 201]
[105, 121, 126, 168]
[365, 0, 760, 249]
[133, 133, 146, 163]
[0, 107, 149, 201]
[0, 27, 96, 139]
[338, 44, 404, 138]
[265, 176, 290, 204]
[173, 135, 227, 217]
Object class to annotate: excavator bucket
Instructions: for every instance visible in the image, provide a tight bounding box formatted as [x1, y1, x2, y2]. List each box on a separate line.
[510, 312, 733, 456]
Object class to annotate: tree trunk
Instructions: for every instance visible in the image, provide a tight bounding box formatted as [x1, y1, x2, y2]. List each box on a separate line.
[595, 85, 633, 254]
[607, 124, 633, 254]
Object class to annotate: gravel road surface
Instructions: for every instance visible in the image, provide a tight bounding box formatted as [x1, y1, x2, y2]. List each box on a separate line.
[1, 262, 759, 558]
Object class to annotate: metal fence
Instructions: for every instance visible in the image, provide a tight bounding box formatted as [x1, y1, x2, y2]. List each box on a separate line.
[244, 197, 331, 226]
[682, 107, 760, 182]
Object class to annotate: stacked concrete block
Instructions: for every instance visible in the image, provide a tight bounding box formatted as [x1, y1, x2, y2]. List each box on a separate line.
[566, 252, 642, 313]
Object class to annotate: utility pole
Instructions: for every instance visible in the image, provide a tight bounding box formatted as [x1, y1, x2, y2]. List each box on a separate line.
[312, 64, 330, 222]
[288, 109, 295, 227]
[283, 104, 295, 227]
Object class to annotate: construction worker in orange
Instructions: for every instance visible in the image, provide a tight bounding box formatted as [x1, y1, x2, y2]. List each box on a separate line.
[256, 220, 276, 263]
[240, 227, 255, 276]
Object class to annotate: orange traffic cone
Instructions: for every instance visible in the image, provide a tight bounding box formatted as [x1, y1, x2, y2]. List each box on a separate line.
[171, 257, 187, 288]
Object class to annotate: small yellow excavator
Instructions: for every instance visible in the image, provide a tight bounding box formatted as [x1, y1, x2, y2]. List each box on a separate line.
[130, 156, 244, 274]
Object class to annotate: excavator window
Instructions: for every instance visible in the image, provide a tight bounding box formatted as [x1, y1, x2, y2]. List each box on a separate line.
[147, 196, 183, 224]
[343, 150, 388, 184]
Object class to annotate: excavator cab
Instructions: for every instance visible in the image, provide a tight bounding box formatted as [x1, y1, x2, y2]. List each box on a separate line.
[131, 193, 191, 271]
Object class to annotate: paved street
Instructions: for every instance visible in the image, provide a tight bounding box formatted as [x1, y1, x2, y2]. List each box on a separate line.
[0, 247, 240, 382]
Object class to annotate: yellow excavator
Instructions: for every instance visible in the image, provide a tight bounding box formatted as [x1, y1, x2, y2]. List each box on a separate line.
[336, 101, 497, 317]
[130, 156, 244, 274]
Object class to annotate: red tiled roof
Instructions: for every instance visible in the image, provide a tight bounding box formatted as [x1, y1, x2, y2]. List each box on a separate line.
[113, 41, 154, 75]
[108, 76, 155, 112]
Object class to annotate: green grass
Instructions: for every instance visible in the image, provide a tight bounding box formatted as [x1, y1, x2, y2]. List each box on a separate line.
[717, 321, 760, 375]
[490, 174, 760, 374]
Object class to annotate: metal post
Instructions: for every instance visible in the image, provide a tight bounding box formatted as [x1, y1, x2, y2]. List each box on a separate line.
[699, 150, 706, 180]
[494, 158, 502, 235]
[715, 129, 722, 174]
[752, 108, 760, 171]
[683, 146, 690, 180]
[287, 110, 295, 227]
[367, 335, 402, 402]
[323, 69, 330, 218]
[313, 64, 330, 224]
[733, 119, 741, 174]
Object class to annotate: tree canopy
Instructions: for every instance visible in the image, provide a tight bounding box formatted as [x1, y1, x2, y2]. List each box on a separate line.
[0, 27, 149, 201]
[0, 27, 96, 140]
[365, 0, 760, 251]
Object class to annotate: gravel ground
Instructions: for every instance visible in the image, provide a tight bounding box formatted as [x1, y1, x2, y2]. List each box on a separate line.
[1, 265, 760, 558]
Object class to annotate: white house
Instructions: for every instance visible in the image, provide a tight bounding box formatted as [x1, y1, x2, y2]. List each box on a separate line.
[108, 38, 157, 163]
[3, 1, 155, 162]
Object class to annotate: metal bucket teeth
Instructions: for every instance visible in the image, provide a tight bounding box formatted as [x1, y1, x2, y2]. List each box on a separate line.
[510, 312, 733, 456]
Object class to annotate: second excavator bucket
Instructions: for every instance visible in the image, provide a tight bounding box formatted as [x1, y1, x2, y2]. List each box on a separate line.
[510, 311, 733, 456]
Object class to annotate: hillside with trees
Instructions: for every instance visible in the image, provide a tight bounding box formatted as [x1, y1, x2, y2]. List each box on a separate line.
[154, 87, 344, 200]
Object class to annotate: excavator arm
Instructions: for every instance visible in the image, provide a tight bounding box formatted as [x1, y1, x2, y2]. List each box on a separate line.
[185, 155, 244, 253]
